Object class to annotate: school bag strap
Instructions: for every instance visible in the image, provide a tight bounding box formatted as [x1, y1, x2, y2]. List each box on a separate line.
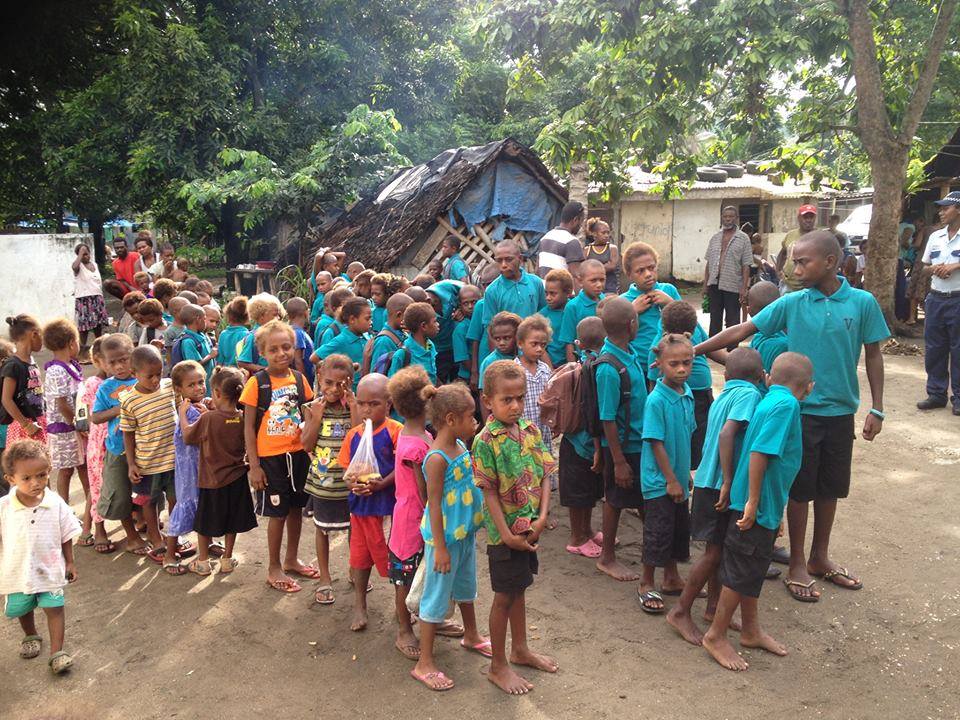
[596, 352, 632, 445]
[361, 327, 402, 375]
[254, 369, 307, 432]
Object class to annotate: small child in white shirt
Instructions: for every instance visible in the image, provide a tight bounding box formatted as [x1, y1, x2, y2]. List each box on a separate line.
[0, 439, 80, 674]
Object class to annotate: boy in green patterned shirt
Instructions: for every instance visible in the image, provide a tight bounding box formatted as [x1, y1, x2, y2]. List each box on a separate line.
[473, 360, 558, 695]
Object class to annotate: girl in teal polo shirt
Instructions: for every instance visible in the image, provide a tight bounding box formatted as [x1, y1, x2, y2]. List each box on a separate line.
[316, 297, 372, 389]
[639, 333, 696, 614]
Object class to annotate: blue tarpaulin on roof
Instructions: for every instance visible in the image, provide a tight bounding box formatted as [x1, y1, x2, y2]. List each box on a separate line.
[451, 161, 561, 253]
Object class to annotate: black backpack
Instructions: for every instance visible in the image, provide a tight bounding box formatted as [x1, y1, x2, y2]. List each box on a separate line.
[0, 357, 27, 426]
[580, 353, 632, 442]
[253, 369, 308, 433]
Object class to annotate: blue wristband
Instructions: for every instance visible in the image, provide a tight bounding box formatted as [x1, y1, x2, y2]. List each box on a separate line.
[869, 408, 885, 420]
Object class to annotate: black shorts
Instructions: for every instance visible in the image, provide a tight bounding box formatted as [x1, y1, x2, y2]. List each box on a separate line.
[308, 496, 350, 533]
[254, 450, 310, 518]
[487, 544, 538, 595]
[559, 437, 603, 508]
[133, 469, 175, 506]
[642, 494, 690, 567]
[691, 388, 714, 471]
[790, 414, 854, 502]
[601, 448, 645, 510]
[388, 550, 422, 587]
[195, 478, 258, 537]
[690, 487, 729, 546]
[719, 513, 776, 598]
[435, 349, 455, 384]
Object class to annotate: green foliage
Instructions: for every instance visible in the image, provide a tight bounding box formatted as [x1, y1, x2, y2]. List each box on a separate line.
[174, 241, 226, 269]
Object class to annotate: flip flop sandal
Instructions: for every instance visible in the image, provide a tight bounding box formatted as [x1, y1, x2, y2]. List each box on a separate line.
[147, 547, 166, 564]
[436, 621, 465, 638]
[163, 561, 189, 576]
[125, 544, 152, 557]
[410, 668, 454, 691]
[94, 540, 117, 554]
[187, 559, 213, 576]
[266, 577, 302, 593]
[395, 641, 421, 660]
[566, 539, 602, 558]
[784, 578, 820, 603]
[314, 585, 335, 605]
[77, 534, 95, 547]
[815, 567, 863, 590]
[638, 590, 665, 614]
[219, 557, 239, 574]
[460, 638, 493, 658]
[176, 541, 197, 558]
[347, 577, 375, 593]
[49, 651, 73, 675]
[19, 635, 42, 659]
[207, 543, 226, 558]
[285, 564, 322, 580]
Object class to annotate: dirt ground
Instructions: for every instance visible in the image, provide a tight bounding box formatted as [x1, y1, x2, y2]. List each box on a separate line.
[2, 329, 959, 719]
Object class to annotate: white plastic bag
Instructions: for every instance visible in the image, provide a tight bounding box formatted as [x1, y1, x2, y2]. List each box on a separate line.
[343, 419, 380, 491]
[405, 560, 427, 615]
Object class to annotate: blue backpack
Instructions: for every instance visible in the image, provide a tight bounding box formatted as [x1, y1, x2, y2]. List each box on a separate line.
[170, 333, 202, 367]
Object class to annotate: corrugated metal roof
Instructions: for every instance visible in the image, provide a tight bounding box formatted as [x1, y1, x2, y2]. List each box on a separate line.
[625, 167, 841, 200]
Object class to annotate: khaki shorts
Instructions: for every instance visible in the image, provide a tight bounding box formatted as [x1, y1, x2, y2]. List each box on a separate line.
[97, 451, 133, 521]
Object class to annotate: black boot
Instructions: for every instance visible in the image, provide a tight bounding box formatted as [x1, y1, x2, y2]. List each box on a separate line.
[917, 396, 947, 410]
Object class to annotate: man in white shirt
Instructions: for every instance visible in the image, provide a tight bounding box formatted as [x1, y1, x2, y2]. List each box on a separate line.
[537, 201, 586, 284]
[917, 191, 960, 415]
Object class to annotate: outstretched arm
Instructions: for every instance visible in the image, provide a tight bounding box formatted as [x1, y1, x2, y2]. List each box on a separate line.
[694, 321, 757, 356]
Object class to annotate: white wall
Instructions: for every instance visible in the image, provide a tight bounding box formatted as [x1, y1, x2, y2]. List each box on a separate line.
[672, 199, 722, 282]
[0, 234, 87, 331]
[619, 200, 674, 278]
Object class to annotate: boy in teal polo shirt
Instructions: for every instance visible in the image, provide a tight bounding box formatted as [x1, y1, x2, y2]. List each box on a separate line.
[176, 305, 217, 388]
[216, 296, 249, 368]
[425, 279, 462, 382]
[747, 281, 789, 373]
[440, 236, 470, 281]
[703, 352, 812, 672]
[619, 242, 681, 358]
[477, 312, 521, 391]
[481, 240, 546, 325]
[696, 231, 888, 602]
[667, 347, 763, 646]
[560, 259, 605, 362]
[638, 333, 696, 614]
[541, 269, 573, 367]
[389, 302, 439, 383]
[594, 297, 649, 583]
[452, 285, 481, 381]
[313, 287, 353, 348]
[309, 271, 334, 325]
[315, 297, 371, 389]
[365, 292, 410, 373]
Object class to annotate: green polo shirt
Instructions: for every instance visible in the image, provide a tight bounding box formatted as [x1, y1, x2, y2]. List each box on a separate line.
[466, 298, 490, 357]
[752, 278, 889, 416]
[640, 379, 696, 500]
[318, 327, 368, 388]
[693, 379, 762, 491]
[179, 328, 214, 387]
[729, 385, 802, 530]
[620, 282, 682, 358]
[313, 313, 335, 348]
[596, 338, 648, 455]
[318, 320, 345, 347]
[482, 269, 546, 325]
[749, 330, 789, 374]
[478, 348, 516, 390]
[558, 290, 603, 347]
[392, 336, 437, 383]
[371, 304, 388, 333]
[540, 305, 568, 367]
[237, 323, 266, 367]
[452, 318, 471, 379]
[647, 323, 712, 391]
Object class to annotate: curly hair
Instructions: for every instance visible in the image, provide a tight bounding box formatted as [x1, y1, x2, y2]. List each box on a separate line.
[137, 298, 164, 320]
[152, 278, 177, 304]
[122, 291, 146, 312]
[254, 319, 295, 351]
[544, 268, 574, 295]
[517, 314, 552, 344]
[651, 332, 693, 357]
[659, 300, 696, 335]
[319, 353, 355, 383]
[482, 359, 526, 397]
[224, 295, 250, 325]
[584, 216, 610, 244]
[248, 293, 283, 325]
[622, 241, 659, 272]
[387, 365, 432, 420]
[371, 273, 407, 298]
[340, 297, 371, 324]
[421, 382, 474, 427]
[4, 314, 39, 342]
[403, 302, 435, 334]
[211, 365, 245, 403]
[42, 318, 79, 352]
[170, 359, 205, 389]
[488, 311, 521, 336]
[2, 439, 50, 476]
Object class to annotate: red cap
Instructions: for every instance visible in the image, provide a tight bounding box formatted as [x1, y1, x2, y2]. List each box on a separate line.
[797, 204, 817, 216]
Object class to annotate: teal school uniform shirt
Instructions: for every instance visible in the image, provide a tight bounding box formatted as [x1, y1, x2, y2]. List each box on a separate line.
[318, 320, 345, 347]
[640, 379, 696, 500]
[478, 348, 515, 390]
[541, 304, 567, 366]
[237, 324, 267, 367]
[313, 313, 335, 348]
[466, 298, 490, 358]
[216, 325, 247, 367]
[452, 318, 472, 379]
[370, 328, 405, 371]
[647, 324, 712, 391]
[729, 385, 802, 530]
[179, 328, 214, 385]
[442, 253, 470, 282]
[752, 277, 889, 416]
[620, 282, 682, 358]
[371, 304, 388, 333]
[482, 269, 546, 324]
[318, 327, 368, 387]
[310, 292, 326, 325]
[749, 330, 789, 374]
[392, 336, 438, 383]
[93, 376, 139, 455]
[693, 379, 762, 491]
[427, 280, 462, 354]
[596, 338, 649, 455]
[558, 290, 603, 349]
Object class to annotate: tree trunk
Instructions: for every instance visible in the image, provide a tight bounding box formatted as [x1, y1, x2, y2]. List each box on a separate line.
[88, 213, 106, 266]
[216, 199, 243, 269]
[863, 153, 907, 323]
[568, 161, 589, 213]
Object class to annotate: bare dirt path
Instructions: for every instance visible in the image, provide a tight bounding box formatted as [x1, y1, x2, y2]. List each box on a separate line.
[2, 351, 958, 720]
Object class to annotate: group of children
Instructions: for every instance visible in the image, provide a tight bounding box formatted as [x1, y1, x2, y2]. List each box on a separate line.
[0, 226, 887, 685]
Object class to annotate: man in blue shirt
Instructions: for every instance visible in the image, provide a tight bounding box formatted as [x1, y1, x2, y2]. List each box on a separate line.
[696, 231, 888, 603]
[440, 236, 470, 282]
[481, 240, 546, 326]
[703, 352, 812, 671]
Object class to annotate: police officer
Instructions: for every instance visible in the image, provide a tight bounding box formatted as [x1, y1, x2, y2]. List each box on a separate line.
[917, 191, 960, 415]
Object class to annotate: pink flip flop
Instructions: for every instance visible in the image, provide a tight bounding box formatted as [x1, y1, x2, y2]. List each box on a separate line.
[566, 539, 602, 558]
[593, 532, 620, 547]
[460, 638, 493, 658]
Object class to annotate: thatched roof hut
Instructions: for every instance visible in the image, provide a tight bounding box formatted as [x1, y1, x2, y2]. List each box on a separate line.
[307, 139, 567, 276]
